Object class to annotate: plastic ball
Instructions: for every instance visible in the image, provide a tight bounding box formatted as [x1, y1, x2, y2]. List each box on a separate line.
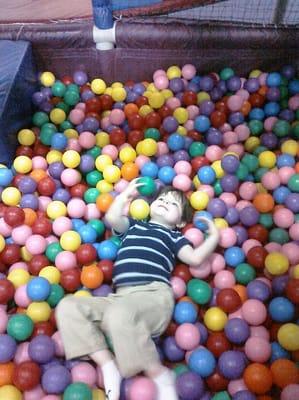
[26, 301, 51, 323]
[60, 230, 81, 251]
[1, 187, 21, 206]
[243, 363, 273, 395]
[129, 199, 150, 220]
[277, 323, 299, 351]
[137, 176, 156, 196]
[241, 299, 267, 325]
[188, 348, 216, 378]
[174, 301, 197, 324]
[175, 322, 200, 351]
[0, 385, 22, 400]
[265, 252, 289, 275]
[26, 277, 51, 301]
[204, 307, 228, 331]
[7, 314, 34, 341]
[129, 377, 156, 400]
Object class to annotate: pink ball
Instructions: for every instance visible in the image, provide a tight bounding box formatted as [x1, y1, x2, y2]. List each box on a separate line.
[67, 198, 86, 218]
[174, 160, 192, 176]
[190, 259, 211, 279]
[223, 131, 238, 146]
[102, 144, 118, 160]
[239, 182, 257, 200]
[187, 105, 199, 120]
[9, 262, 28, 272]
[219, 227, 237, 248]
[175, 323, 200, 351]
[46, 235, 59, 246]
[241, 299, 267, 325]
[156, 142, 169, 156]
[214, 270, 236, 289]
[69, 108, 85, 125]
[24, 384, 45, 400]
[220, 123, 232, 133]
[114, 179, 129, 193]
[60, 168, 81, 186]
[184, 120, 194, 131]
[242, 239, 262, 255]
[288, 95, 299, 111]
[219, 193, 237, 207]
[71, 362, 97, 386]
[227, 379, 247, 396]
[289, 222, 299, 240]
[273, 207, 294, 228]
[67, 138, 82, 152]
[52, 217, 72, 236]
[264, 242, 282, 253]
[38, 196, 52, 212]
[11, 225, 32, 245]
[235, 200, 252, 211]
[278, 166, 295, 184]
[166, 97, 181, 110]
[0, 308, 8, 333]
[75, 102, 86, 112]
[109, 109, 125, 125]
[41, 396, 61, 400]
[210, 253, 226, 273]
[51, 331, 65, 357]
[228, 309, 243, 320]
[205, 145, 223, 162]
[0, 218, 13, 237]
[32, 156, 47, 170]
[135, 155, 150, 169]
[172, 174, 192, 192]
[184, 228, 204, 247]
[25, 234, 47, 255]
[171, 276, 186, 299]
[264, 116, 278, 131]
[153, 69, 166, 79]
[250, 326, 270, 341]
[236, 89, 249, 101]
[261, 171, 280, 190]
[258, 72, 267, 86]
[282, 242, 299, 265]
[101, 116, 110, 130]
[235, 124, 250, 141]
[154, 75, 169, 90]
[129, 377, 157, 400]
[244, 336, 271, 362]
[281, 384, 299, 400]
[84, 203, 101, 220]
[227, 144, 244, 157]
[78, 131, 96, 149]
[14, 284, 31, 308]
[182, 64, 196, 80]
[14, 341, 30, 364]
[55, 251, 77, 271]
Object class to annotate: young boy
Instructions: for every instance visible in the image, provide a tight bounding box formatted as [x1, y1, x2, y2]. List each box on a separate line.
[56, 179, 219, 400]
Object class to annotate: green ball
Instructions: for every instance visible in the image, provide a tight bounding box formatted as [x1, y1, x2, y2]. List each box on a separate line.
[32, 111, 49, 127]
[84, 188, 100, 203]
[60, 120, 73, 130]
[86, 170, 103, 186]
[211, 391, 231, 400]
[287, 173, 299, 192]
[67, 83, 80, 93]
[47, 284, 65, 307]
[214, 180, 223, 196]
[259, 213, 273, 229]
[295, 213, 299, 222]
[110, 235, 122, 248]
[220, 67, 235, 80]
[87, 146, 102, 159]
[87, 219, 105, 237]
[269, 228, 289, 244]
[137, 176, 156, 196]
[145, 128, 160, 141]
[63, 382, 92, 400]
[280, 99, 289, 109]
[292, 122, 299, 139]
[46, 242, 63, 262]
[248, 119, 263, 136]
[187, 279, 212, 305]
[236, 163, 249, 181]
[241, 154, 259, 172]
[40, 123, 57, 146]
[253, 145, 268, 156]
[173, 364, 189, 376]
[273, 119, 290, 137]
[7, 314, 34, 341]
[234, 263, 256, 285]
[56, 102, 70, 114]
[254, 167, 268, 182]
[189, 142, 206, 157]
[64, 90, 80, 106]
[279, 85, 288, 98]
[51, 81, 66, 97]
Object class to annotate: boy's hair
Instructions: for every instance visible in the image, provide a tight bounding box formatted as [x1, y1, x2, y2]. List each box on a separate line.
[156, 185, 193, 224]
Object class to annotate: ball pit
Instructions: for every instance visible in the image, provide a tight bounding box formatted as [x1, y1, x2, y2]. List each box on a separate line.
[0, 63, 298, 400]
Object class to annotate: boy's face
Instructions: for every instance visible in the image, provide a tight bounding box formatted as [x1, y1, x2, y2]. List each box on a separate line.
[150, 191, 185, 229]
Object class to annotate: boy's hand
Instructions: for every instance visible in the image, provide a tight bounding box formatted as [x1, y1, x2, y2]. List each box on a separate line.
[120, 178, 145, 201]
[195, 216, 219, 237]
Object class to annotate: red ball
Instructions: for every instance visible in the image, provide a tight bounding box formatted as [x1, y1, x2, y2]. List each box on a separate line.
[109, 128, 126, 146]
[0, 204, 6, 217]
[28, 255, 50, 275]
[16, 146, 34, 158]
[31, 321, 56, 338]
[173, 264, 192, 284]
[33, 139, 49, 157]
[206, 332, 232, 357]
[12, 361, 41, 391]
[210, 110, 227, 128]
[165, 321, 178, 337]
[32, 218, 52, 237]
[249, 93, 265, 108]
[191, 156, 209, 172]
[0, 244, 21, 265]
[182, 91, 198, 106]
[144, 112, 161, 128]
[247, 224, 269, 244]
[99, 94, 113, 110]
[286, 279, 299, 304]
[60, 268, 81, 292]
[158, 105, 172, 119]
[98, 260, 114, 283]
[135, 96, 148, 108]
[128, 114, 144, 130]
[69, 183, 88, 198]
[37, 177, 56, 196]
[187, 130, 203, 141]
[246, 246, 268, 270]
[3, 206, 25, 227]
[0, 279, 15, 304]
[61, 75, 73, 85]
[216, 288, 242, 313]
[76, 244, 97, 265]
[127, 130, 144, 147]
[206, 370, 229, 392]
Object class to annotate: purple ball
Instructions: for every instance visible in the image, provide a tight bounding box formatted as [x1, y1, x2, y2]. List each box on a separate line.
[285, 193, 299, 212]
[0, 334, 17, 362]
[156, 154, 175, 168]
[233, 225, 248, 245]
[81, 90, 95, 102]
[41, 87, 52, 99]
[279, 109, 295, 122]
[267, 87, 281, 102]
[32, 91, 45, 105]
[92, 284, 113, 297]
[163, 336, 185, 362]
[169, 78, 184, 93]
[217, 80, 227, 93]
[113, 102, 125, 110]
[210, 87, 223, 101]
[41, 358, 63, 373]
[187, 82, 200, 92]
[73, 71, 88, 86]
[209, 287, 220, 307]
[20, 194, 39, 210]
[41, 365, 71, 394]
[48, 162, 65, 179]
[229, 112, 244, 127]
[207, 198, 228, 218]
[195, 322, 208, 345]
[206, 128, 223, 145]
[224, 318, 250, 344]
[232, 390, 257, 400]
[246, 280, 271, 302]
[53, 188, 71, 203]
[163, 116, 179, 133]
[227, 76, 242, 92]
[126, 90, 138, 103]
[28, 334, 56, 364]
[260, 133, 278, 149]
[220, 174, 239, 192]
[132, 83, 146, 95]
[18, 176, 37, 194]
[174, 150, 190, 162]
[176, 372, 205, 400]
[200, 393, 212, 400]
[184, 136, 193, 150]
[244, 78, 260, 93]
[225, 207, 240, 225]
[218, 350, 247, 379]
[272, 275, 289, 296]
[83, 117, 100, 132]
[64, 359, 81, 370]
[281, 65, 295, 79]
[79, 154, 95, 173]
[40, 101, 53, 113]
[239, 206, 260, 226]
[200, 100, 215, 116]
[200, 76, 214, 91]
[221, 155, 240, 174]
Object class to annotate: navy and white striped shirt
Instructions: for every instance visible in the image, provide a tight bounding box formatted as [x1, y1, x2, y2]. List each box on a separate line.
[112, 218, 191, 288]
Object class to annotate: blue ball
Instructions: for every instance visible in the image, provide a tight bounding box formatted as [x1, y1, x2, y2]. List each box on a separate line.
[158, 166, 176, 184]
[264, 102, 280, 117]
[141, 162, 159, 178]
[249, 108, 265, 120]
[173, 301, 197, 324]
[194, 115, 211, 132]
[270, 341, 290, 362]
[0, 168, 14, 186]
[266, 72, 282, 87]
[193, 211, 213, 231]
[97, 239, 118, 260]
[188, 348, 216, 377]
[224, 246, 245, 267]
[27, 277, 51, 301]
[51, 133, 68, 150]
[277, 154, 295, 168]
[197, 166, 216, 184]
[268, 296, 295, 322]
[78, 224, 98, 243]
[273, 186, 291, 204]
[71, 218, 85, 231]
[167, 133, 185, 151]
[288, 79, 299, 95]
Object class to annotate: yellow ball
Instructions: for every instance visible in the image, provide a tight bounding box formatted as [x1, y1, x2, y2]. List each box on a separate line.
[7, 269, 30, 288]
[245, 137, 260, 152]
[21, 246, 33, 262]
[62, 150, 81, 168]
[190, 191, 209, 210]
[197, 92, 210, 103]
[103, 165, 121, 183]
[39, 266, 61, 284]
[17, 129, 36, 146]
[92, 388, 106, 400]
[95, 154, 113, 172]
[0, 234, 5, 252]
[214, 218, 228, 229]
[161, 89, 173, 100]
[46, 149, 62, 164]
[60, 230, 81, 251]
[204, 307, 228, 331]
[1, 187, 21, 206]
[249, 69, 262, 78]
[281, 139, 298, 156]
[0, 385, 22, 400]
[173, 107, 188, 124]
[104, 87, 113, 96]
[135, 141, 143, 155]
[139, 105, 153, 117]
[111, 82, 123, 88]
[74, 290, 92, 298]
[119, 147, 136, 163]
[47, 201, 67, 219]
[50, 108, 66, 125]
[258, 150, 277, 168]
[13, 156, 32, 174]
[193, 176, 200, 189]
[96, 132, 110, 147]
[140, 138, 158, 157]
[64, 128, 79, 139]
[211, 160, 225, 179]
[166, 66, 181, 79]
[91, 78, 106, 94]
[111, 87, 127, 102]
[177, 126, 187, 136]
[265, 252, 289, 275]
[40, 71, 55, 87]
[148, 92, 165, 109]
[96, 180, 113, 193]
[147, 83, 158, 93]
[277, 323, 299, 351]
[292, 264, 299, 279]
[129, 199, 150, 220]
[26, 301, 51, 323]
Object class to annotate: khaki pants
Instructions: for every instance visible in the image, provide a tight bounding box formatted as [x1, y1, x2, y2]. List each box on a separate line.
[55, 281, 174, 377]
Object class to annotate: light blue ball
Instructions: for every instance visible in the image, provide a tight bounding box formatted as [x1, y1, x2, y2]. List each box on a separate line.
[0, 168, 14, 186]
[141, 162, 159, 178]
[188, 348, 216, 377]
[167, 133, 185, 151]
[269, 296, 295, 322]
[97, 240, 118, 260]
[197, 166, 216, 184]
[158, 166, 176, 184]
[78, 224, 98, 243]
[224, 246, 245, 267]
[194, 115, 211, 132]
[266, 72, 282, 87]
[27, 277, 51, 301]
[173, 301, 197, 324]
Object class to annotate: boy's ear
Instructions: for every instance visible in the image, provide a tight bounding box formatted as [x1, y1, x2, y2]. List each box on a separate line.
[176, 220, 187, 229]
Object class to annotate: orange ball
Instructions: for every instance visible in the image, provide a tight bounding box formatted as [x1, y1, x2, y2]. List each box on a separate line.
[240, 100, 251, 116]
[23, 208, 37, 226]
[96, 193, 114, 213]
[30, 169, 48, 182]
[124, 103, 139, 118]
[253, 193, 275, 213]
[80, 264, 104, 289]
[121, 162, 139, 181]
[233, 284, 248, 303]
[258, 85, 268, 96]
[257, 396, 273, 400]
[270, 358, 299, 389]
[0, 362, 14, 386]
[243, 363, 273, 395]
